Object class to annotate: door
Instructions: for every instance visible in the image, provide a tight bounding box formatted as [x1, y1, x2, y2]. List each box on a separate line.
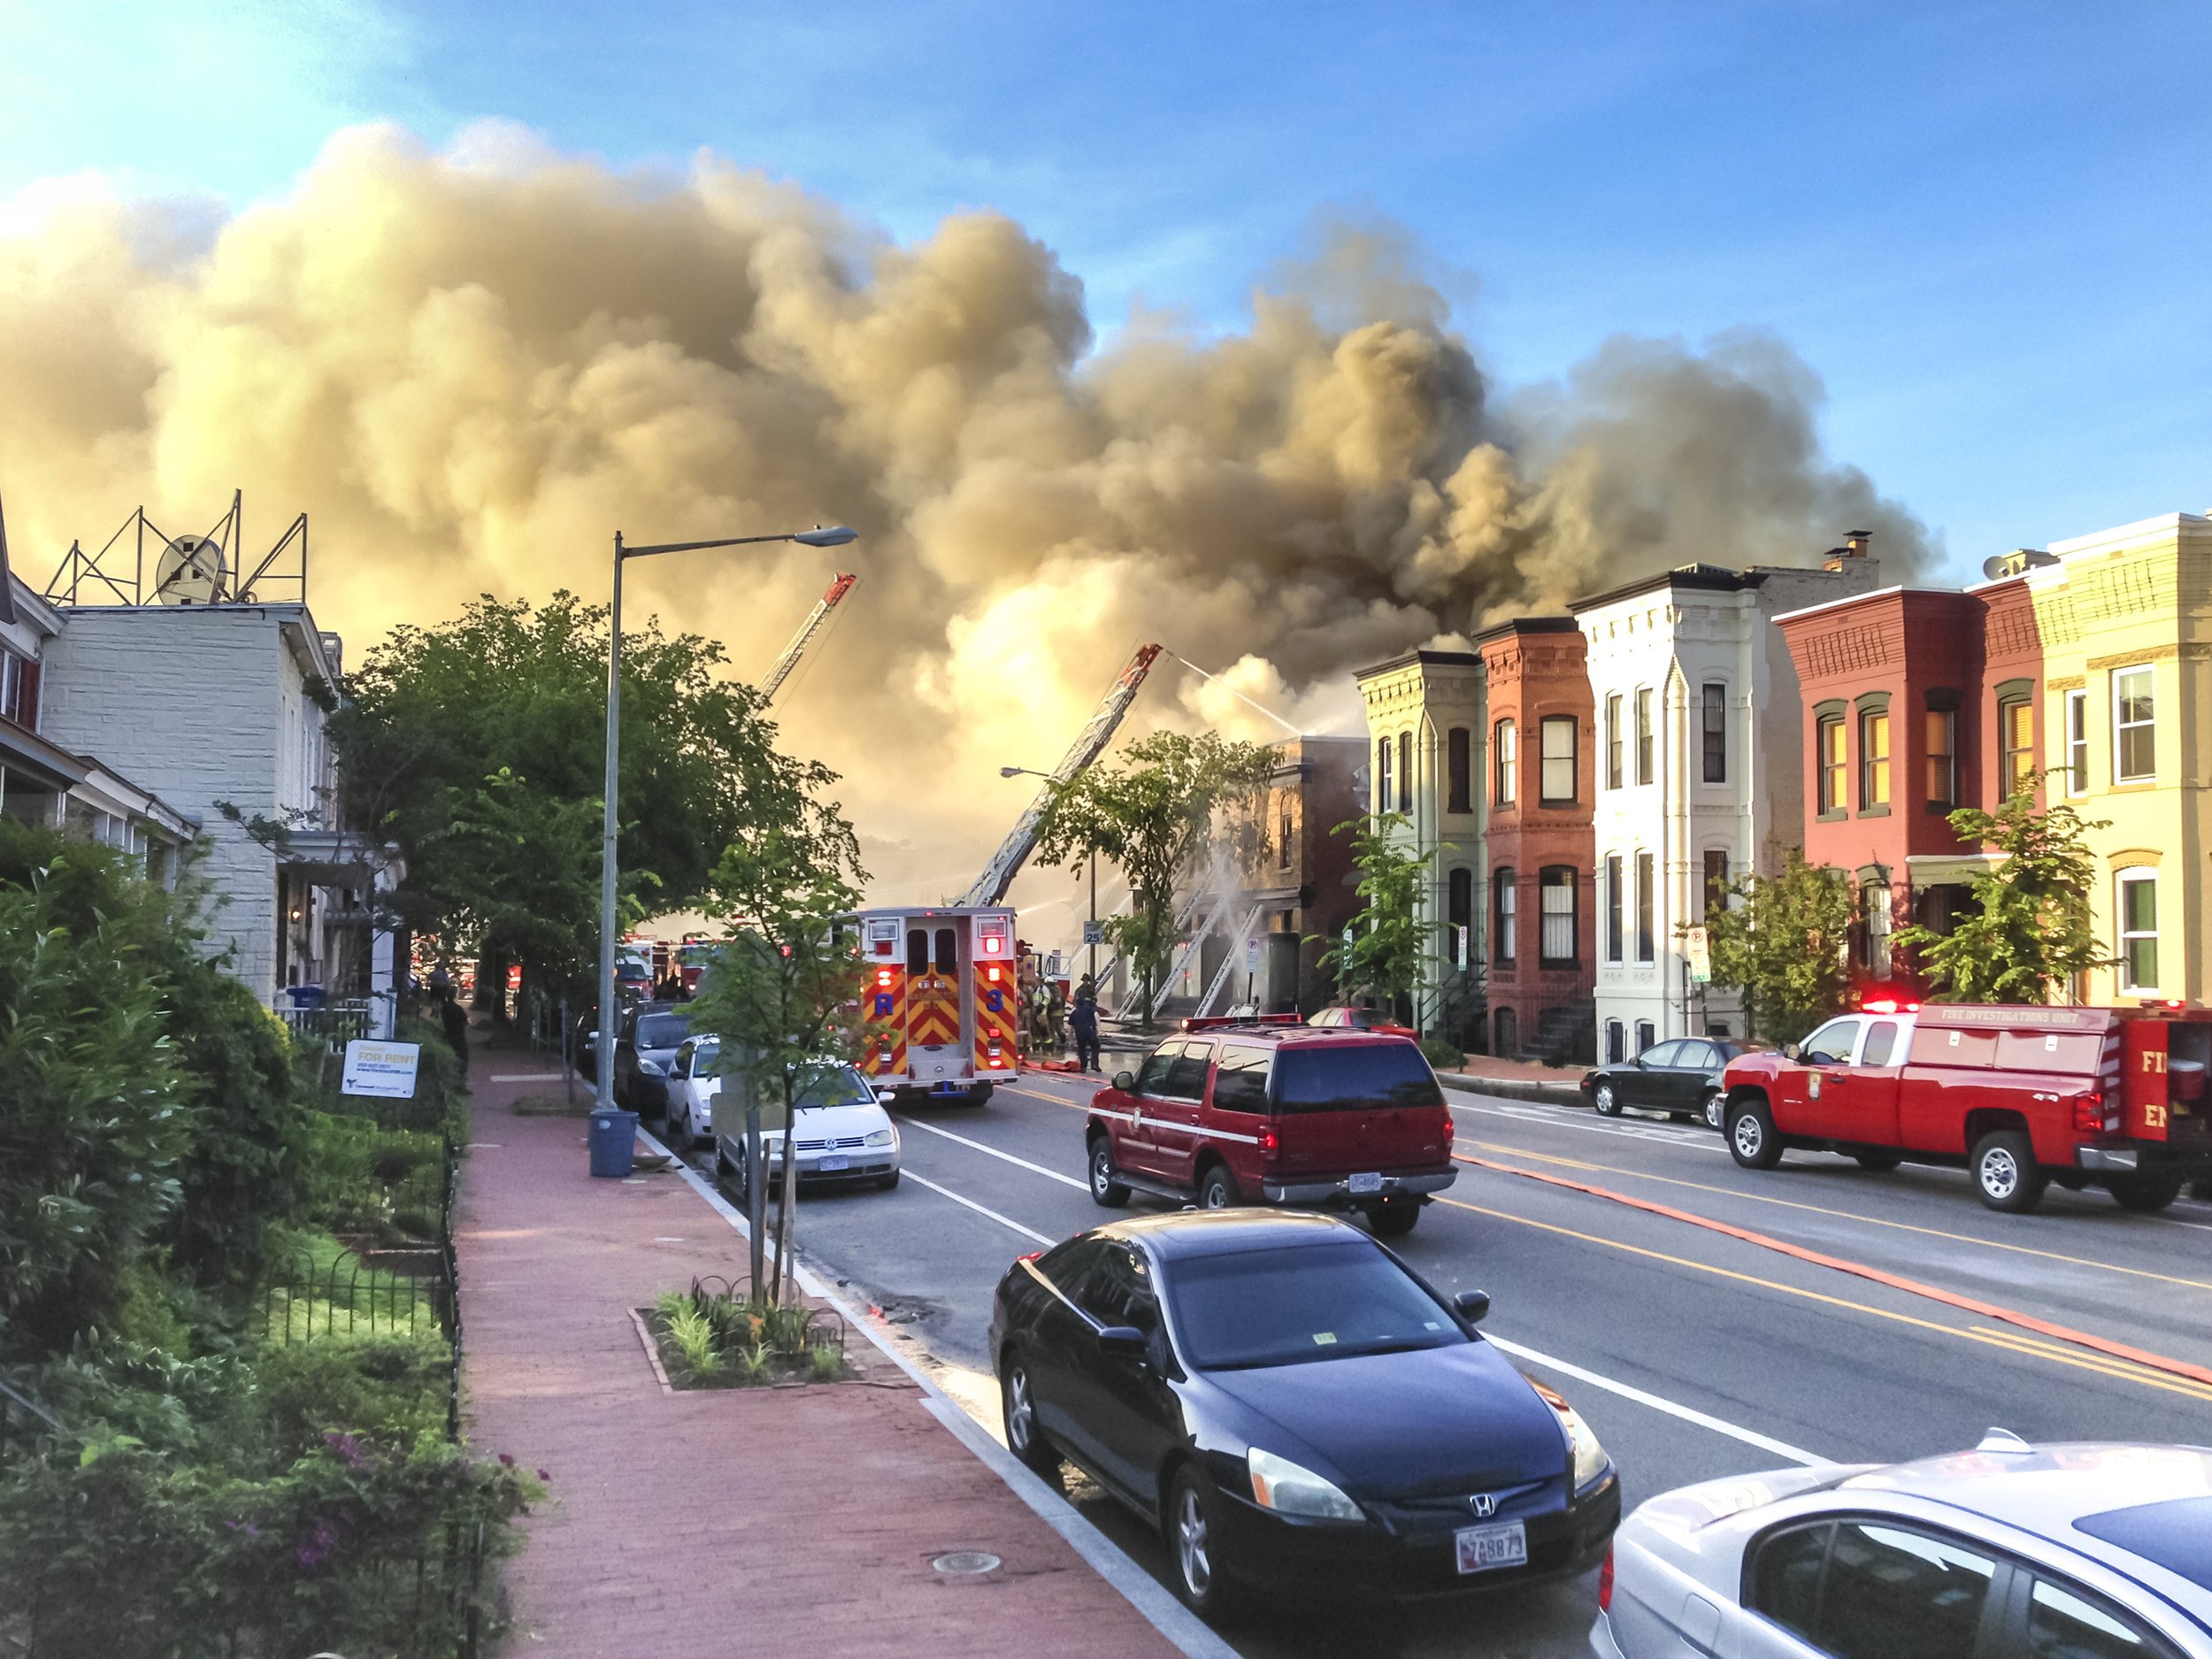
[1631, 1039, 1688, 1110]
[908, 926, 965, 1088]
[1772, 1016, 1863, 1135]
[1664, 1041, 1721, 1114]
[1023, 1238, 1107, 1451]
[1830, 1019, 1903, 1146]
[1271, 1041, 1449, 1177]
[1062, 1243, 1179, 1507]
[1148, 1041, 1214, 1188]
[1118, 1041, 1184, 1179]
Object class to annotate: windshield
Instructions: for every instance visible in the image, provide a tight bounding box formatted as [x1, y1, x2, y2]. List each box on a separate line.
[635, 1014, 691, 1049]
[679, 943, 715, 965]
[793, 1064, 876, 1110]
[1271, 1044, 1443, 1113]
[1166, 1241, 1466, 1370]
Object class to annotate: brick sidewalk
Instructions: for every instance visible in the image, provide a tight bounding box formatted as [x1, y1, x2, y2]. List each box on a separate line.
[457, 1046, 1190, 1657]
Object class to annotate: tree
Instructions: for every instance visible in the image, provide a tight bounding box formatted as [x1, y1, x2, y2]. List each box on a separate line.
[1701, 849, 1855, 1043]
[1032, 731, 1276, 1025]
[1893, 785, 2111, 1003]
[1317, 814, 1433, 1019]
[683, 808, 867, 1307]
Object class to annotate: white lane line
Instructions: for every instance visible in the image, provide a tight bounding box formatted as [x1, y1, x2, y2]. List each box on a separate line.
[902, 1170, 1058, 1247]
[1452, 1096, 1728, 1154]
[1486, 1335, 1826, 1467]
[898, 1116, 1091, 1191]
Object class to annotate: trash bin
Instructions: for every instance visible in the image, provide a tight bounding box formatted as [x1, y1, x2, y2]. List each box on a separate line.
[588, 1110, 639, 1179]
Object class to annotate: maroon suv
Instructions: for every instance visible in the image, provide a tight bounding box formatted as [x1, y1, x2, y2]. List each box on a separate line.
[1084, 1023, 1457, 1235]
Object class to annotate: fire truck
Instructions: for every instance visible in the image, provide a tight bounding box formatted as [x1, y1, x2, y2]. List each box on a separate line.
[851, 906, 1019, 1106]
[1718, 999, 2212, 1213]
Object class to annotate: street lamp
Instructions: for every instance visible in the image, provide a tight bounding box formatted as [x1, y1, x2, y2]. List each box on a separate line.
[596, 523, 857, 1110]
[1000, 764, 1098, 986]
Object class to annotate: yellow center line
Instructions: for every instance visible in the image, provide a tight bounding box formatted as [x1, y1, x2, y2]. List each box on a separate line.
[1963, 1327, 2212, 1403]
[1460, 1140, 2212, 1294]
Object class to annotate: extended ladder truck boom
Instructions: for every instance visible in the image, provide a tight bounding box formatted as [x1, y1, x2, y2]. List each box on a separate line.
[758, 572, 857, 706]
[958, 642, 1163, 908]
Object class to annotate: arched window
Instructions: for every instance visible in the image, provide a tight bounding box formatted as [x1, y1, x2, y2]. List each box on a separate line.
[1493, 867, 1517, 965]
[1447, 867, 1473, 968]
[2117, 868, 2159, 990]
[1375, 735, 1393, 815]
[1494, 719, 1517, 807]
[1539, 867, 1578, 964]
[1446, 727, 1471, 815]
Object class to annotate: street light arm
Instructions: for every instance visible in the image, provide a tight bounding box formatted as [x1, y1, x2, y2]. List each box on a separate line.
[619, 532, 804, 561]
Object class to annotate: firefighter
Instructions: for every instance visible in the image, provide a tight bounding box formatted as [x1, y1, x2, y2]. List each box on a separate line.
[1070, 976, 1102, 1074]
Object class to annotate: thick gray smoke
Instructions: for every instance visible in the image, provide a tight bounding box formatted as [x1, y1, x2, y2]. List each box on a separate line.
[0, 123, 1932, 891]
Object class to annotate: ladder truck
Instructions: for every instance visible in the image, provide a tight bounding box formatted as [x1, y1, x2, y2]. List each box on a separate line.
[758, 572, 857, 706]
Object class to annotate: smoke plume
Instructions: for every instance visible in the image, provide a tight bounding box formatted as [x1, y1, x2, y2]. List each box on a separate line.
[0, 124, 1932, 898]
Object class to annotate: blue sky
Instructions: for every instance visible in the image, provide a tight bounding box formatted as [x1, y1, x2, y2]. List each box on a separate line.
[4, 0, 2208, 580]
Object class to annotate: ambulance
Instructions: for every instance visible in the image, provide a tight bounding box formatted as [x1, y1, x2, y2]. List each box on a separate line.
[851, 906, 1020, 1106]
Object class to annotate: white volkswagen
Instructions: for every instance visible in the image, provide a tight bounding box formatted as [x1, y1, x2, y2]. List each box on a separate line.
[698, 1053, 902, 1198]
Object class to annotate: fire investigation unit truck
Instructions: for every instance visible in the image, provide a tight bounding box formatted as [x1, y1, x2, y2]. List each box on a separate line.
[1718, 999, 2212, 1214]
[851, 906, 1020, 1106]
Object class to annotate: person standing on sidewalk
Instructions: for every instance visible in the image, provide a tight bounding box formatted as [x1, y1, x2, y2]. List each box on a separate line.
[1070, 976, 1101, 1074]
[438, 985, 470, 1067]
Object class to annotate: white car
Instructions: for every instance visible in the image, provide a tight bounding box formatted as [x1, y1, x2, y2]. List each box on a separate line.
[706, 1056, 902, 1197]
[1594, 1431, 2211, 1659]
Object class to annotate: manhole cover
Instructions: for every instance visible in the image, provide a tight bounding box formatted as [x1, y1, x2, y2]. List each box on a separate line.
[932, 1552, 1002, 1576]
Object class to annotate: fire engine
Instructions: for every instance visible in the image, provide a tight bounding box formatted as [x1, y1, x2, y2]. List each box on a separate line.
[851, 906, 1019, 1106]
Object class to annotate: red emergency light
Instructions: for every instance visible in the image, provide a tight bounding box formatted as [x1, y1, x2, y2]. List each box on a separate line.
[876, 969, 893, 987]
[1860, 998, 1919, 1015]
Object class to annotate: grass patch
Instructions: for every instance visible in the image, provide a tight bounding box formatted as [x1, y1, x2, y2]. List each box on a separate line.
[641, 1282, 854, 1389]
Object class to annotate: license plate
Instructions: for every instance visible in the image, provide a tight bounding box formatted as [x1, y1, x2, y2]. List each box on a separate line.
[1348, 1171, 1383, 1194]
[1455, 1521, 1527, 1574]
[818, 1155, 850, 1172]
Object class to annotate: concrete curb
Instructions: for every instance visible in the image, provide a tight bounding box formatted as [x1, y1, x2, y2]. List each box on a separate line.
[634, 1125, 1240, 1659]
[1440, 1071, 1588, 1109]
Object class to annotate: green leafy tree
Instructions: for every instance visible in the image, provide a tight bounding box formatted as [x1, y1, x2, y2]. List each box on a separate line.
[1033, 731, 1276, 1026]
[1701, 849, 1855, 1043]
[685, 809, 867, 1307]
[1893, 785, 2111, 1003]
[1317, 814, 1434, 1020]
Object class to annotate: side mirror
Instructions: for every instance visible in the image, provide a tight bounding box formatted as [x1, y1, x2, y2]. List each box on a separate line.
[1095, 1325, 1149, 1360]
[1453, 1289, 1492, 1325]
[1781, 1042, 1800, 1061]
[1111, 1071, 1135, 1092]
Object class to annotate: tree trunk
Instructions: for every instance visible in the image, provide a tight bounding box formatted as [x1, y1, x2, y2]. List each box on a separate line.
[773, 1079, 800, 1305]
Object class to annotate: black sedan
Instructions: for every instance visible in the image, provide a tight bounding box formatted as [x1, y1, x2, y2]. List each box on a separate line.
[1581, 1037, 1758, 1127]
[987, 1210, 1619, 1616]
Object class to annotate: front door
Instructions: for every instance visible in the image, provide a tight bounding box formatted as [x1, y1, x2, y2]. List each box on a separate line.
[1064, 1243, 1179, 1508]
[1632, 1040, 1688, 1110]
[1826, 1018, 1903, 1145]
[1119, 1042, 1184, 1179]
[1772, 1016, 1863, 1135]
[1147, 1041, 1214, 1188]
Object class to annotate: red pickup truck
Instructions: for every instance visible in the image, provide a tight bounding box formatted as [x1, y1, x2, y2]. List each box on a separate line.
[1718, 1001, 2212, 1213]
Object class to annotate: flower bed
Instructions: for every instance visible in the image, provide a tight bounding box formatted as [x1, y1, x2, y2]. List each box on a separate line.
[641, 1279, 855, 1389]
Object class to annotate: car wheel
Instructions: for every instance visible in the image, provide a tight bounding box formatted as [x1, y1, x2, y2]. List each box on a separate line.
[1167, 1466, 1240, 1619]
[2106, 1171, 2183, 1213]
[1726, 1099, 1785, 1171]
[1088, 1137, 1132, 1208]
[1970, 1129, 2047, 1213]
[1367, 1196, 1419, 1237]
[877, 1169, 902, 1191]
[1855, 1152, 1901, 1172]
[1593, 1080, 1622, 1117]
[1001, 1359, 1060, 1480]
[1197, 1164, 1237, 1210]
[722, 1149, 750, 1206]
[1702, 1090, 1724, 1131]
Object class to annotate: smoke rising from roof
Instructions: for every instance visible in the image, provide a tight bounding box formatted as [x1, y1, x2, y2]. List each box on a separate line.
[0, 124, 1932, 891]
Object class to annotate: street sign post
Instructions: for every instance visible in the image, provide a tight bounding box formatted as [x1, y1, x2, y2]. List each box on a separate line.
[1686, 925, 1712, 985]
[1083, 919, 1104, 945]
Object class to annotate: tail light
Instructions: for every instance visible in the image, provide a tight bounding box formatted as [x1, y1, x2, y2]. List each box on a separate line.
[2073, 1094, 2106, 1134]
[1598, 1543, 1614, 1612]
[1261, 1128, 1279, 1156]
[1442, 1113, 1455, 1145]
[1017, 1250, 1042, 1263]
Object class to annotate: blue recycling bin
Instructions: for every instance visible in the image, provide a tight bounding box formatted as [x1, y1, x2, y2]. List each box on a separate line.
[588, 1110, 638, 1179]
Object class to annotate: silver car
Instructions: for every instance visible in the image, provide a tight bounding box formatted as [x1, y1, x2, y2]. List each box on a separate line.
[1594, 1431, 2211, 1658]
[711, 1061, 901, 1199]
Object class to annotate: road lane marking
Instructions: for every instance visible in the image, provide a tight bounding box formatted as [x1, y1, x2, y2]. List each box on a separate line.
[902, 1171, 1057, 1247]
[1448, 1095, 1727, 1152]
[1962, 1327, 2212, 1403]
[896, 1116, 1090, 1191]
[1462, 1141, 2212, 1295]
[1483, 1336, 1825, 1465]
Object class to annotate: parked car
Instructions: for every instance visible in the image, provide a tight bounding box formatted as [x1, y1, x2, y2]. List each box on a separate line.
[1720, 1001, 2212, 1212]
[990, 1210, 1618, 1616]
[663, 1035, 726, 1149]
[1584, 1038, 1760, 1127]
[1595, 1431, 2212, 1658]
[1307, 1006, 1419, 1039]
[712, 1061, 900, 1200]
[612, 1002, 690, 1118]
[1087, 1023, 1455, 1237]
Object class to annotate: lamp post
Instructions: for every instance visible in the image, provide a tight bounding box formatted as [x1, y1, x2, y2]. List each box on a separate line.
[1000, 764, 1096, 986]
[596, 523, 857, 1111]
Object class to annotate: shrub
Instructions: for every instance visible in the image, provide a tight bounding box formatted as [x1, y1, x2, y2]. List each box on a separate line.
[1419, 1035, 1465, 1073]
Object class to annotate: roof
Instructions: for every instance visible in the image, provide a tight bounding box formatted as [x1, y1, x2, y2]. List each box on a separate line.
[1471, 614, 1579, 647]
[1351, 646, 1482, 681]
[1174, 1021, 1415, 1048]
[1569, 562, 1763, 614]
[1099, 1208, 1368, 1261]
[1769, 584, 1981, 627]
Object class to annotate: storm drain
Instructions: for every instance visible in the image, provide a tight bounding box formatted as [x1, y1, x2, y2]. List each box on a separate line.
[932, 1552, 1002, 1576]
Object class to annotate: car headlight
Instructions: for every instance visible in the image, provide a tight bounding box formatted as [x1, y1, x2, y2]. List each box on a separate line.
[638, 1058, 667, 1077]
[1556, 1403, 1609, 1491]
[864, 1127, 894, 1147]
[1248, 1448, 1362, 1521]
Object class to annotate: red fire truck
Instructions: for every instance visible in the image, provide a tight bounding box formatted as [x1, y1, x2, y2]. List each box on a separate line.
[1719, 1000, 2211, 1213]
[851, 906, 1019, 1106]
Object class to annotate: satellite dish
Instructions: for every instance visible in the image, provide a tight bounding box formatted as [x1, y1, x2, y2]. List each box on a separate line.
[154, 534, 227, 604]
[1982, 554, 2020, 581]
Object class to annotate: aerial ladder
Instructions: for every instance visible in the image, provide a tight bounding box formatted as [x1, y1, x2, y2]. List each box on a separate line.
[758, 572, 857, 707]
[958, 643, 1163, 908]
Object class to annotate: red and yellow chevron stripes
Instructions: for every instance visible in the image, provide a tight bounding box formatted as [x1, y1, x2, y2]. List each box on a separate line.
[909, 972, 962, 1049]
[860, 964, 908, 1078]
[974, 960, 1016, 1075]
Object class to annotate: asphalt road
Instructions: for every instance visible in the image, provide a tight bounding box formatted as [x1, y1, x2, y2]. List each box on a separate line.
[673, 1071, 2212, 1659]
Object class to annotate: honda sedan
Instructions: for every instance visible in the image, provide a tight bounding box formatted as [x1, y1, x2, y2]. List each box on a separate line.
[987, 1210, 1618, 1617]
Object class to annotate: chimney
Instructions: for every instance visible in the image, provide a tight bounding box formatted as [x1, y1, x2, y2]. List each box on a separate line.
[1822, 529, 1873, 572]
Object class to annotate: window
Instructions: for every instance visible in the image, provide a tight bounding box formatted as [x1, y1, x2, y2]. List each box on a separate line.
[2001, 697, 2035, 798]
[1447, 867, 1472, 969]
[1397, 730, 1412, 811]
[1642, 1039, 1685, 1066]
[1271, 1046, 1443, 1113]
[1820, 1520, 1998, 1659]
[1859, 710, 1891, 809]
[2029, 1575, 2174, 1658]
[1800, 1018, 1859, 1065]
[1539, 867, 1577, 964]
[2065, 688, 2088, 795]
[1375, 736, 1393, 815]
[1494, 1005, 1517, 1057]
[1494, 718, 1517, 806]
[1862, 879, 1893, 977]
[905, 928, 929, 976]
[1135, 1042, 1181, 1094]
[1634, 1019, 1655, 1053]
[1746, 1523, 1829, 1647]
[1634, 687, 1654, 785]
[0, 647, 38, 729]
[1701, 682, 1726, 783]
[1493, 868, 1517, 964]
[1605, 693, 1623, 789]
[934, 928, 956, 974]
[1604, 854, 1624, 962]
[2118, 868, 2158, 991]
[1605, 1020, 1624, 1064]
[1862, 1019, 1899, 1066]
[1702, 849, 1729, 919]
[1446, 726, 1471, 815]
[1279, 809, 1294, 870]
[1817, 716, 1847, 815]
[1926, 708, 1957, 808]
[1163, 1041, 1212, 1099]
[1635, 850, 1654, 962]
[1539, 715, 1577, 804]
[1210, 1045, 1271, 1113]
[2114, 666, 2155, 782]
